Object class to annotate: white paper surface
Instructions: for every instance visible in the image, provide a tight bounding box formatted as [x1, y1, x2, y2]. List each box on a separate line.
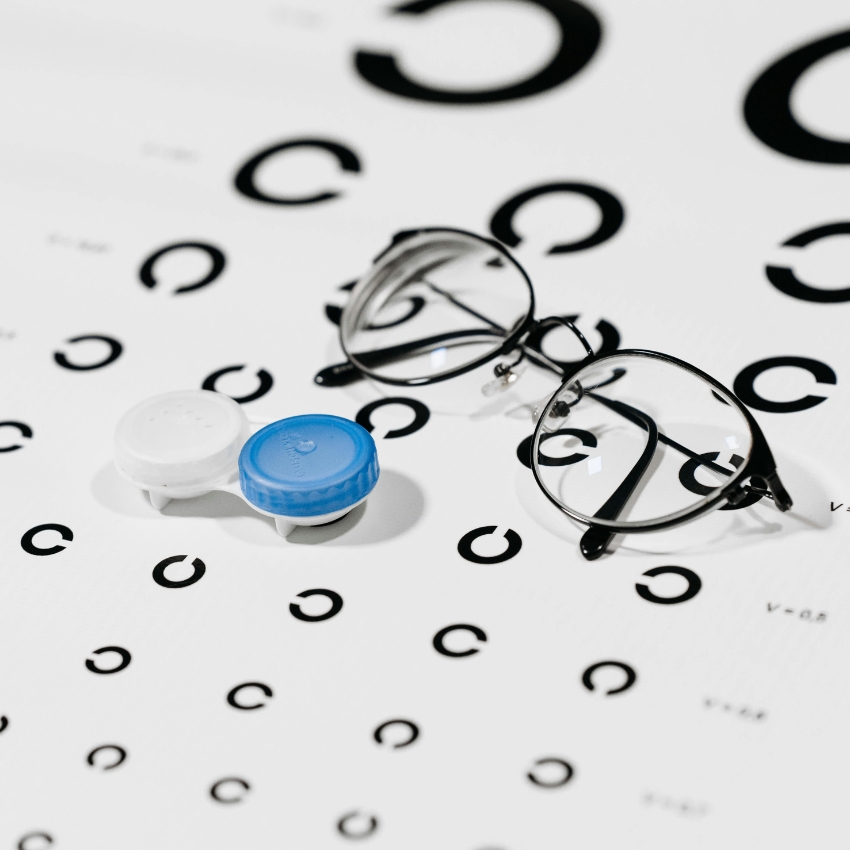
[1, 2, 849, 847]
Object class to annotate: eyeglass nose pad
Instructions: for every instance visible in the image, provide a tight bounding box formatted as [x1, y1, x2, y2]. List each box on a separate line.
[114, 389, 250, 510]
[536, 399, 573, 432]
[533, 382, 582, 430]
[481, 361, 527, 397]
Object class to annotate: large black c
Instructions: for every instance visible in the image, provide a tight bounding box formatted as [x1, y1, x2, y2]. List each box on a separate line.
[744, 28, 850, 164]
[355, 0, 601, 105]
[234, 139, 361, 205]
[20, 524, 73, 556]
[490, 183, 624, 253]
[733, 356, 836, 413]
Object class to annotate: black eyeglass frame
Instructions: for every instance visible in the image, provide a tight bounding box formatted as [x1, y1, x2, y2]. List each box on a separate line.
[530, 348, 793, 555]
[338, 226, 545, 387]
[323, 226, 793, 560]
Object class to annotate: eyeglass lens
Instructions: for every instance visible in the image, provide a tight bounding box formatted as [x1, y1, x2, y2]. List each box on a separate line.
[532, 354, 755, 529]
[341, 231, 534, 383]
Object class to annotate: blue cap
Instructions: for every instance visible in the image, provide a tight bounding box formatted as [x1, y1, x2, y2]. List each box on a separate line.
[238, 415, 379, 517]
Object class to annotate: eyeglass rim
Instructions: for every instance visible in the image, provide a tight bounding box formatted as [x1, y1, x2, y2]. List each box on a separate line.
[339, 227, 536, 387]
[529, 348, 780, 533]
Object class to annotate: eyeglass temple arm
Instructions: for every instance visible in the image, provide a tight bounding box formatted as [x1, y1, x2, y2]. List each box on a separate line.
[587, 391, 792, 509]
[575, 392, 793, 559]
[586, 391, 733, 477]
[315, 328, 503, 386]
[317, 278, 594, 386]
[580, 401, 660, 561]
[315, 328, 567, 387]
[317, 277, 512, 386]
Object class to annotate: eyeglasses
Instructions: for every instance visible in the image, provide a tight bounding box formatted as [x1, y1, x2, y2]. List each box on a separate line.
[315, 227, 792, 560]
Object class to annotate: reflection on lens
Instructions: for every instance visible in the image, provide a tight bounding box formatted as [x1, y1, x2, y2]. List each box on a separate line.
[340, 230, 534, 384]
[531, 354, 754, 529]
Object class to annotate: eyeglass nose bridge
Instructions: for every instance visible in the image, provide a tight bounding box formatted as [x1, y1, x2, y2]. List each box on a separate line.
[480, 315, 597, 397]
[530, 316, 596, 359]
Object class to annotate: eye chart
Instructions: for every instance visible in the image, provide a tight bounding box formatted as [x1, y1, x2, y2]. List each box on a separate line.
[2, 1, 849, 847]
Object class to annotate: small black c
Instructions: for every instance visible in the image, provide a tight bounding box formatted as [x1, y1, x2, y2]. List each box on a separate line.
[636, 566, 702, 605]
[201, 365, 274, 404]
[457, 526, 522, 564]
[54, 335, 123, 370]
[581, 661, 637, 695]
[289, 589, 344, 622]
[87, 744, 127, 770]
[20, 524, 73, 556]
[227, 682, 273, 710]
[337, 810, 379, 839]
[373, 719, 419, 749]
[210, 777, 250, 804]
[433, 624, 487, 657]
[0, 421, 33, 452]
[517, 428, 597, 469]
[85, 646, 132, 674]
[139, 241, 226, 295]
[152, 555, 206, 589]
[355, 397, 430, 439]
[527, 757, 574, 788]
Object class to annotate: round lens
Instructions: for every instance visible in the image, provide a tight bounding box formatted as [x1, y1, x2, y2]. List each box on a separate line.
[340, 229, 534, 384]
[531, 353, 755, 529]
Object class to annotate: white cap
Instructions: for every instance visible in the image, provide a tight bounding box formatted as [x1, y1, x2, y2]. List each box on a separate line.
[114, 390, 250, 489]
